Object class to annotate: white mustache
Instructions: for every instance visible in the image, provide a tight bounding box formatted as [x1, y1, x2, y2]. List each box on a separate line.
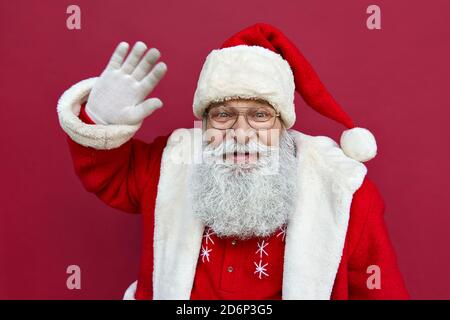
[203, 138, 279, 158]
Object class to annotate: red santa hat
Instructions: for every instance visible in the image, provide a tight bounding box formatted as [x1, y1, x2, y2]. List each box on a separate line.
[193, 23, 377, 162]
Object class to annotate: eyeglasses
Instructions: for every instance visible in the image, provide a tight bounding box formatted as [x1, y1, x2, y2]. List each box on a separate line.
[205, 105, 281, 130]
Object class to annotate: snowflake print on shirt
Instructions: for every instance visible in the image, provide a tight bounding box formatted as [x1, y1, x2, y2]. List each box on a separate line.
[256, 240, 269, 258]
[254, 260, 269, 279]
[203, 227, 215, 245]
[254, 240, 270, 279]
[276, 225, 286, 242]
[200, 245, 212, 263]
[199, 227, 216, 263]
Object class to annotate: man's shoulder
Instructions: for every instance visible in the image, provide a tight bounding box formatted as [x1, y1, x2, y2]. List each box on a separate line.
[289, 129, 368, 192]
[290, 130, 383, 245]
[351, 177, 384, 217]
[346, 177, 385, 251]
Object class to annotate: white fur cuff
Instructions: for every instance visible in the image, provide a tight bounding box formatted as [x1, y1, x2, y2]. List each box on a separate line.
[56, 78, 141, 150]
[123, 280, 137, 300]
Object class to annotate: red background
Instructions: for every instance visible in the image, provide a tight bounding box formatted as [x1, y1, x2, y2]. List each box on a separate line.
[1, 0, 449, 299]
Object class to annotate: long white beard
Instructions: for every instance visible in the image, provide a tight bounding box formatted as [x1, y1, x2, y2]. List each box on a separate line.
[189, 131, 298, 240]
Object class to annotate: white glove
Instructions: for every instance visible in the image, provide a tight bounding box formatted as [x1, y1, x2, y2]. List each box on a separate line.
[86, 41, 168, 125]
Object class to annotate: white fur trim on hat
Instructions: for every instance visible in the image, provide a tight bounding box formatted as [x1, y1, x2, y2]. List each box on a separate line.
[340, 127, 377, 162]
[57, 78, 141, 150]
[193, 45, 296, 128]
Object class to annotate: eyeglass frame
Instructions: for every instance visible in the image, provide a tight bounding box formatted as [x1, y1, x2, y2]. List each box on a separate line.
[203, 104, 282, 131]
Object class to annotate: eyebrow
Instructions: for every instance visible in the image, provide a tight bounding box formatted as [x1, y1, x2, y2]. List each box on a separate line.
[210, 100, 272, 108]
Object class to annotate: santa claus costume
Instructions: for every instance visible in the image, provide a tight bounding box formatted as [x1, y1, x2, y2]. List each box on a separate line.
[57, 23, 408, 300]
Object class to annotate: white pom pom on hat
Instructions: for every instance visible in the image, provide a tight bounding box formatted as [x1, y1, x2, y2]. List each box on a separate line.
[193, 23, 378, 162]
[340, 127, 377, 162]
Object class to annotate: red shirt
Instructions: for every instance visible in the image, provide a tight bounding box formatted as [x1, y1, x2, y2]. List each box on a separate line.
[190, 225, 286, 300]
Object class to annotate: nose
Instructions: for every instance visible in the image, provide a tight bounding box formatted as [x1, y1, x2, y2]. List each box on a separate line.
[232, 114, 253, 145]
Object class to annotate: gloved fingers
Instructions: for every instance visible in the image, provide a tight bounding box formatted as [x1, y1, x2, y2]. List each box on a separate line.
[106, 42, 129, 70]
[140, 62, 168, 94]
[132, 48, 161, 81]
[135, 98, 164, 120]
[121, 98, 163, 124]
[121, 41, 147, 74]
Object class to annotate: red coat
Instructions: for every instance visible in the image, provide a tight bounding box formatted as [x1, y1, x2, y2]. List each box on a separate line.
[57, 79, 408, 299]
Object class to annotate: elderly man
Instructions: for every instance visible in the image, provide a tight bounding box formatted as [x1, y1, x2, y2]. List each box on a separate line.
[57, 23, 408, 300]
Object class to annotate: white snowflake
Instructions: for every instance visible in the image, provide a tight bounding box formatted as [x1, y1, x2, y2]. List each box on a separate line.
[254, 260, 269, 279]
[276, 225, 286, 242]
[255, 240, 269, 258]
[203, 228, 215, 245]
[200, 245, 212, 263]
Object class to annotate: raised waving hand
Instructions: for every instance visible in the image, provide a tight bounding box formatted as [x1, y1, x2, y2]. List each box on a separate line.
[86, 41, 168, 125]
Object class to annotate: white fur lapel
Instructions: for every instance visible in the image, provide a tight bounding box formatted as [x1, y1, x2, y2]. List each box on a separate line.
[282, 130, 367, 299]
[152, 128, 367, 300]
[152, 128, 205, 299]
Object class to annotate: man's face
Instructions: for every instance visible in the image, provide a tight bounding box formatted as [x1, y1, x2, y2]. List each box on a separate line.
[191, 99, 298, 239]
[204, 99, 283, 165]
